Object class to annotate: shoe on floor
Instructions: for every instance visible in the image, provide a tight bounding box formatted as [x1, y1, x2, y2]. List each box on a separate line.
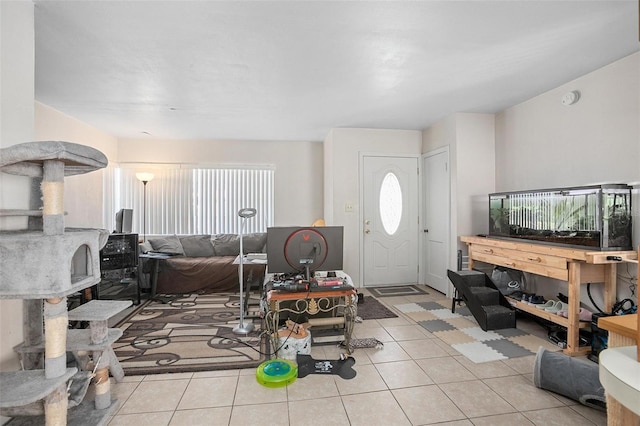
[579, 307, 593, 322]
[555, 306, 594, 321]
[546, 301, 568, 313]
[529, 295, 545, 305]
[536, 300, 555, 310]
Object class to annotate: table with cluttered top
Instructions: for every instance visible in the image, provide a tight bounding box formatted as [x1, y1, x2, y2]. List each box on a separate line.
[263, 272, 357, 357]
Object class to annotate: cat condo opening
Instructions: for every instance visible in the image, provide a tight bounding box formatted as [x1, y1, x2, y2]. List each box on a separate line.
[489, 184, 632, 250]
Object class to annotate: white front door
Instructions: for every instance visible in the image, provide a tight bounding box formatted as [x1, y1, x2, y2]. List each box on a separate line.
[362, 155, 419, 287]
[422, 148, 450, 295]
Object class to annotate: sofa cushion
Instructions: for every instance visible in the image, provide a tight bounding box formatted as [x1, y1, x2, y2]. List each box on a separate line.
[243, 232, 267, 254]
[212, 233, 267, 256]
[211, 234, 240, 256]
[179, 235, 215, 257]
[148, 235, 185, 255]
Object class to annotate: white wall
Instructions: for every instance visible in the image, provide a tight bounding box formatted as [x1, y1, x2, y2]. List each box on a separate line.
[422, 113, 496, 296]
[35, 103, 118, 228]
[494, 52, 639, 309]
[422, 115, 458, 270]
[116, 138, 324, 227]
[422, 114, 496, 248]
[0, 1, 35, 375]
[453, 113, 496, 240]
[0, 3, 118, 375]
[495, 52, 639, 192]
[325, 128, 423, 285]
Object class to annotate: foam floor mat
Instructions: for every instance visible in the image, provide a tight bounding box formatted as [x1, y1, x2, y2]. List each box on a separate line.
[394, 299, 560, 363]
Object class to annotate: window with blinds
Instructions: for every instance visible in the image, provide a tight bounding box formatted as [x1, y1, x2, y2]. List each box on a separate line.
[103, 164, 274, 236]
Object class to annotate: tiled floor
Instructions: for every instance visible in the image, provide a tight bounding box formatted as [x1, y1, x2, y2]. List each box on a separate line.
[107, 288, 607, 425]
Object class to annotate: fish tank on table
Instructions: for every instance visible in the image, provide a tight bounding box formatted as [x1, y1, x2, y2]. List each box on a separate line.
[489, 184, 632, 250]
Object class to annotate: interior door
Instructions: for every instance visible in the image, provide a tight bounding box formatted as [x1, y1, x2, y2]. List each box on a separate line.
[362, 155, 419, 287]
[422, 148, 450, 295]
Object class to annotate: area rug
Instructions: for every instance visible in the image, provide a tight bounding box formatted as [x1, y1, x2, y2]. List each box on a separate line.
[357, 296, 398, 320]
[394, 299, 560, 363]
[368, 285, 429, 298]
[113, 293, 267, 375]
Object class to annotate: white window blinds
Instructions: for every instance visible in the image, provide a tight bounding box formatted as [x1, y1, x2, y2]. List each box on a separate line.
[104, 164, 274, 236]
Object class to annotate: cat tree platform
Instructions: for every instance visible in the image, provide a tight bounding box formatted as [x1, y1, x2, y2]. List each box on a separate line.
[0, 229, 107, 299]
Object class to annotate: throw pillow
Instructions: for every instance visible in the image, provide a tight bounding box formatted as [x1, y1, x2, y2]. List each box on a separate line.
[179, 235, 215, 257]
[211, 234, 240, 256]
[139, 241, 153, 254]
[148, 235, 185, 255]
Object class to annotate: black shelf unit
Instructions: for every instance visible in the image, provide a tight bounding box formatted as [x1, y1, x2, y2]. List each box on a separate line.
[98, 233, 140, 304]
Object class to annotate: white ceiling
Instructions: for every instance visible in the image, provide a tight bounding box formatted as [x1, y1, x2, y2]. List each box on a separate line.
[34, 1, 639, 142]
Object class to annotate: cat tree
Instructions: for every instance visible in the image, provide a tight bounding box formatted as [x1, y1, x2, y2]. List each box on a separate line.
[0, 141, 122, 425]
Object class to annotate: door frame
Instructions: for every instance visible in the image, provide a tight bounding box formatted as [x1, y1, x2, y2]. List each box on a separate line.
[358, 152, 422, 287]
[420, 146, 451, 296]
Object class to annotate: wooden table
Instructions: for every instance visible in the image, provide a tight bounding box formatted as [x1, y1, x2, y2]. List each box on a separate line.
[264, 287, 357, 357]
[598, 314, 638, 348]
[460, 236, 637, 356]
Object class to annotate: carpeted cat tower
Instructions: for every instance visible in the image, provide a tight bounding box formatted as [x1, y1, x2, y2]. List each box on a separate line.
[0, 141, 119, 425]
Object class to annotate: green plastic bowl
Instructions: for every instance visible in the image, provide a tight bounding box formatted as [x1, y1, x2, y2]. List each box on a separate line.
[256, 359, 297, 388]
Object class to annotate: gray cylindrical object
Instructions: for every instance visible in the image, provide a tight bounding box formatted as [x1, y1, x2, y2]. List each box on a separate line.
[533, 347, 606, 411]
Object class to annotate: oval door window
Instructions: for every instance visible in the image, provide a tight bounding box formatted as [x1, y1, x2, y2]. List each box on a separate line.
[379, 172, 402, 235]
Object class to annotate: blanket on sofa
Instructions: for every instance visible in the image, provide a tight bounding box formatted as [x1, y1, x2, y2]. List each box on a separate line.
[144, 233, 267, 294]
[157, 256, 266, 294]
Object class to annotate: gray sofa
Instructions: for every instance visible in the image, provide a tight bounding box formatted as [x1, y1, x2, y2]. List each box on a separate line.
[140, 233, 267, 294]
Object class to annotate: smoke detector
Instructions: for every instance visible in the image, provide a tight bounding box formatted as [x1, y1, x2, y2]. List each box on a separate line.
[561, 90, 580, 106]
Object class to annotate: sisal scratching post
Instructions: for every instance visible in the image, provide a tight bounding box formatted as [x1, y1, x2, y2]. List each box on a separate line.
[43, 298, 68, 378]
[41, 159, 68, 379]
[41, 160, 69, 378]
[43, 385, 68, 426]
[42, 160, 68, 425]
[42, 160, 65, 236]
[93, 368, 111, 410]
[43, 297, 69, 426]
[89, 319, 111, 410]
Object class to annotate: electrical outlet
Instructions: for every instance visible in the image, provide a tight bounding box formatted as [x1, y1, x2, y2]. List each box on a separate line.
[345, 203, 354, 213]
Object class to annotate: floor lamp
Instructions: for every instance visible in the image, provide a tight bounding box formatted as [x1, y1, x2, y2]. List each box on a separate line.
[135, 172, 154, 241]
[234, 207, 257, 335]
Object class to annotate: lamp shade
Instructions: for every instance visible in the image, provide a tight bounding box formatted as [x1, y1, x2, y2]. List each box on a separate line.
[136, 172, 154, 182]
[238, 208, 257, 218]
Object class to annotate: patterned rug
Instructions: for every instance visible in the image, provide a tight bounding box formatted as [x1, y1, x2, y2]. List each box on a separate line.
[368, 285, 429, 298]
[114, 293, 267, 375]
[394, 299, 560, 363]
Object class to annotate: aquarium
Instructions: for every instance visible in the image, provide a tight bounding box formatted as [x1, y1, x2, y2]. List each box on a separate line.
[489, 184, 632, 250]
